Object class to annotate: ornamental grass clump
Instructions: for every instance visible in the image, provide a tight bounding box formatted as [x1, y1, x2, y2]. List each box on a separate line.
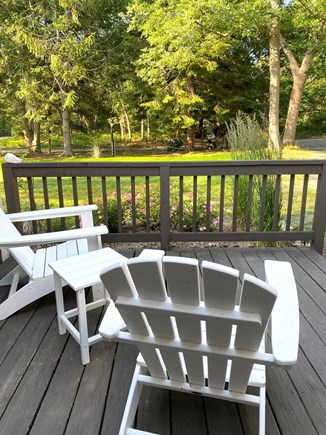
[226, 112, 282, 232]
[89, 143, 102, 158]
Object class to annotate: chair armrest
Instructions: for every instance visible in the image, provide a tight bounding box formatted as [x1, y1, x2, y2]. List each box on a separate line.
[6, 205, 97, 222]
[138, 249, 165, 259]
[264, 260, 299, 366]
[99, 302, 126, 340]
[0, 225, 108, 248]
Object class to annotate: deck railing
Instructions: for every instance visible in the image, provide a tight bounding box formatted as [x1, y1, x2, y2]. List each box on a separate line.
[2, 160, 326, 253]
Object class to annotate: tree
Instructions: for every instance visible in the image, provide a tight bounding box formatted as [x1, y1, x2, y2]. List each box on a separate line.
[73, 0, 144, 143]
[226, 0, 326, 147]
[280, 0, 326, 145]
[0, 7, 50, 152]
[128, 0, 269, 148]
[269, 0, 281, 151]
[2, 0, 96, 155]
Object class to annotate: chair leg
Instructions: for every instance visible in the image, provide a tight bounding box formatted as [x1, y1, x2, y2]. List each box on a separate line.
[0, 276, 54, 320]
[0, 265, 26, 287]
[119, 363, 146, 435]
[258, 385, 266, 435]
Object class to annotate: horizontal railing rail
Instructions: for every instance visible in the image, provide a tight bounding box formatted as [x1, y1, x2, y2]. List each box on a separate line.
[2, 160, 326, 253]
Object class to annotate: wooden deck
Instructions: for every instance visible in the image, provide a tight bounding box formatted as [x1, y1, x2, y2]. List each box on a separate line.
[0, 246, 325, 435]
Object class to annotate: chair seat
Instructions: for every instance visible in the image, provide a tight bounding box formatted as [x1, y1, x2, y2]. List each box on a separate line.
[32, 239, 89, 279]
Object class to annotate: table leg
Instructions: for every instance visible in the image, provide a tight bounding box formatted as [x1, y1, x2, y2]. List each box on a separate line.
[91, 282, 105, 301]
[53, 272, 66, 335]
[76, 288, 90, 365]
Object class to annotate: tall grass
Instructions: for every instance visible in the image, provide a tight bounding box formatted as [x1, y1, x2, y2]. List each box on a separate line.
[227, 112, 279, 161]
[226, 112, 282, 231]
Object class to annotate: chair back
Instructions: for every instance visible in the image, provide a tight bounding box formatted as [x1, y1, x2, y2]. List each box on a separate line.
[0, 209, 35, 276]
[101, 256, 277, 394]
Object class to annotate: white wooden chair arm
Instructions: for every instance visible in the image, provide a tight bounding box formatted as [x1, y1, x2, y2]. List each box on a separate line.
[264, 260, 299, 366]
[99, 302, 126, 340]
[0, 225, 108, 248]
[6, 205, 97, 222]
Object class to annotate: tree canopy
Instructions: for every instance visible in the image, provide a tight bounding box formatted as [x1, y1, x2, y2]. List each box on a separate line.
[0, 0, 325, 152]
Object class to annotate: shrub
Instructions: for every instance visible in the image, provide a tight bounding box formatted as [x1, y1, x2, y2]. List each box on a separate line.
[166, 137, 184, 152]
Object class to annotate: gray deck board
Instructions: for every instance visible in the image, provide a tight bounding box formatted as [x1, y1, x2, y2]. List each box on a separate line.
[136, 387, 170, 434]
[0, 247, 325, 434]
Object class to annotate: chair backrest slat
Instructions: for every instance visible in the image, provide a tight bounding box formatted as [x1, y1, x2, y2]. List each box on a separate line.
[128, 256, 167, 301]
[229, 273, 277, 392]
[202, 261, 238, 346]
[163, 257, 201, 342]
[229, 360, 258, 392]
[202, 261, 239, 389]
[163, 257, 200, 305]
[235, 274, 277, 351]
[138, 345, 166, 379]
[129, 257, 174, 339]
[101, 260, 149, 335]
[163, 257, 203, 384]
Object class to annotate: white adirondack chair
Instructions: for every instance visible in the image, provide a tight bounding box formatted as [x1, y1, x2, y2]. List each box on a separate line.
[99, 255, 299, 435]
[0, 205, 108, 320]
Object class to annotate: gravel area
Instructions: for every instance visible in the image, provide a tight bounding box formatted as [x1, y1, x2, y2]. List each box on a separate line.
[107, 240, 312, 251]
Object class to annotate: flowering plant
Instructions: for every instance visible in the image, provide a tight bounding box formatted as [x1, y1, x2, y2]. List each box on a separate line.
[93, 183, 219, 233]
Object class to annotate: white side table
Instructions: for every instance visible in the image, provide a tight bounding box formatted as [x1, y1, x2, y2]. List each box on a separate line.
[49, 247, 125, 364]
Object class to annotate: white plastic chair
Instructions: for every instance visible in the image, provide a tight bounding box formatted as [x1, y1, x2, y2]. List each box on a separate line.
[99, 255, 299, 435]
[0, 205, 108, 319]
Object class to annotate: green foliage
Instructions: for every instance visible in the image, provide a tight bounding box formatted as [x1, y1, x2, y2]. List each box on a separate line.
[295, 57, 326, 138]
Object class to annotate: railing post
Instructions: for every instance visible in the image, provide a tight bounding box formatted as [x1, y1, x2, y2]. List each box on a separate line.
[312, 163, 326, 254]
[2, 164, 21, 213]
[2, 163, 23, 232]
[159, 165, 171, 250]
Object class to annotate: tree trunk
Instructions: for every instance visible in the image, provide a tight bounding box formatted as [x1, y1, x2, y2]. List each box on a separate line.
[47, 129, 52, 155]
[283, 73, 306, 145]
[282, 46, 314, 146]
[22, 116, 33, 150]
[31, 121, 41, 153]
[21, 103, 33, 150]
[124, 106, 132, 140]
[146, 115, 150, 140]
[141, 119, 144, 140]
[109, 121, 116, 157]
[186, 127, 194, 151]
[268, 0, 281, 153]
[62, 106, 73, 156]
[119, 118, 125, 139]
